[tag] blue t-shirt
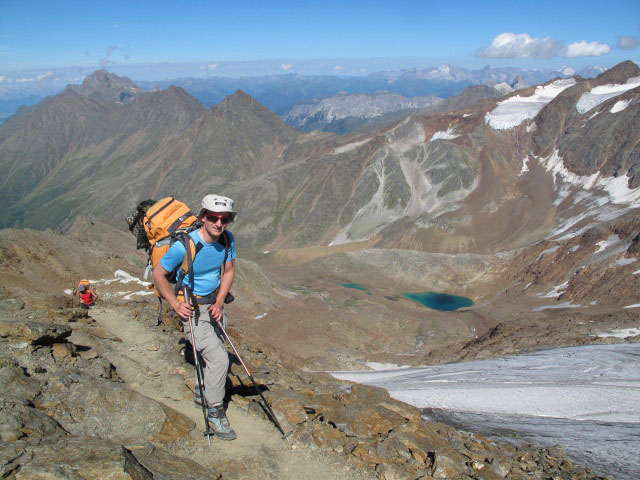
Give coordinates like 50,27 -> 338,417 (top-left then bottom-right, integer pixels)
160,230 -> 236,296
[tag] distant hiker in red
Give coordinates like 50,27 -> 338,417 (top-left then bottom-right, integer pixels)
75,284 -> 96,309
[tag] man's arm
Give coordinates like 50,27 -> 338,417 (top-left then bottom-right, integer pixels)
152,263 -> 193,319
209,259 -> 235,322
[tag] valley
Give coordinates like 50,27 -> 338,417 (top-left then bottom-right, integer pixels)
1,61 -> 640,479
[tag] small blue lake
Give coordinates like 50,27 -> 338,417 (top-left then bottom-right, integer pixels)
341,283 -> 373,295
402,291 -> 473,311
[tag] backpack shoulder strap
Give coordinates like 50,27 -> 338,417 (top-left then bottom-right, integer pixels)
219,231 -> 230,276
173,233 -> 202,294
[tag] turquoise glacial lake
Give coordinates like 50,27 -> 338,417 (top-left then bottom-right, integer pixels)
341,283 -> 373,295
402,291 -> 473,311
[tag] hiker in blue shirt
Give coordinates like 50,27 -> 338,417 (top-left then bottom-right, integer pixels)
152,194 -> 237,441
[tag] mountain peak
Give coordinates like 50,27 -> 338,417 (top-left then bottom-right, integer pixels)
215,89 -> 257,110
595,60 -> 640,84
209,89 -> 290,125
69,69 -> 143,103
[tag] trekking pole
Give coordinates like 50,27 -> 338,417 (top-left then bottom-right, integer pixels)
215,321 -> 287,439
183,286 -> 214,442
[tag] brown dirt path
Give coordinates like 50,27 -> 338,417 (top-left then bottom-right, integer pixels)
72,304 -> 370,480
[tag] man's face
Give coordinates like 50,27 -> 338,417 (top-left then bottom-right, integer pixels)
202,211 -> 230,237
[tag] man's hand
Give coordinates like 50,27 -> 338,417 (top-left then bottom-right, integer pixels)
172,301 -> 194,320
208,303 -> 224,323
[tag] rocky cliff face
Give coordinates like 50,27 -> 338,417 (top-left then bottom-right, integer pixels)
283,92 -> 441,133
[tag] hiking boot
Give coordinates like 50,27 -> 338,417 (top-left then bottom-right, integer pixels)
207,405 -> 237,441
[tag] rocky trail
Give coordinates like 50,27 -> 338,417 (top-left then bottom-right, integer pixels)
73,304 -> 368,479
1,294 -> 609,479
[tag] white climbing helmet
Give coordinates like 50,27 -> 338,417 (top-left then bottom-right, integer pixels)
201,194 -> 237,222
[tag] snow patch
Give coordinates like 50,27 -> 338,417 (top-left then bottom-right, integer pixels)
254,313 -> 267,319
538,281 -> 568,298
63,289 -> 73,295
532,302 -> 582,311
430,128 -> 460,141
485,78 -> 576,130
365,362 -> 411,371
615,257 -> 636,266
610,99 -> 632,113
92,270 -> 152,287
576,76 -> 640,114
540,151 -> 640,205
592,327 -> 640,337
595,234 -> 619,253
535,245 -> 560,261
124,291 -> 154,300
518,157 -> 529,176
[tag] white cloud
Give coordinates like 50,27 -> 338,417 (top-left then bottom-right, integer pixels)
617,36 -> 639,50
280,63 -> 293,70
105,45 -> 118,56
566,40 -> 611,57
36,71 -> 53,81
360,68 -> 366,73
14,71 -> 54,83
207,63 -> 218,70
334,65 -> 344,71
477,32 -> 562,59
0,76 -> 5,82
99,58 -> 115,66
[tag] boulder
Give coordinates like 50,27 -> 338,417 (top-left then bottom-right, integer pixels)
0,320 -> 71,345
0,396 -> 64,442
35,372 -> 194,444
0,360 -> 42,401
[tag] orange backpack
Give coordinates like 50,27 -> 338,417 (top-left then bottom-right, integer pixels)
142,197 -> 199,273
127,197 -> 201,292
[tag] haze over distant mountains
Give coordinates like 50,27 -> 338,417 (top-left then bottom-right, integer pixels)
0,63 -> 606,124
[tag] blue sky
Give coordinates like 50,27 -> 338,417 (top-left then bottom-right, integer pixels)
1,0 -> 638,81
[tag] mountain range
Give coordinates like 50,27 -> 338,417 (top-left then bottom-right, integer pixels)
0,63 -> 607,125
2,62 -> 638,253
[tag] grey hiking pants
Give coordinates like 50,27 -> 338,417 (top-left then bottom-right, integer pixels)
183,304 -> 229,406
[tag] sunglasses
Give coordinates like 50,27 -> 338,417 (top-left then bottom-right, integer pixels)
204,213 -> 230,225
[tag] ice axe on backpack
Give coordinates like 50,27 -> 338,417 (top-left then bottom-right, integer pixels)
183,286 -> 215,442
215,321 -> 287,439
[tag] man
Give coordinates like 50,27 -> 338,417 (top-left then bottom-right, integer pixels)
152,194 -> 237,441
